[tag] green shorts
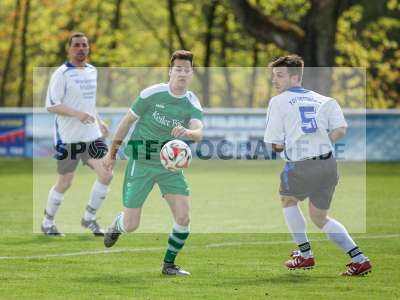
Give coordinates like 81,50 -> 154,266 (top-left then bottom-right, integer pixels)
122,160 -> 190,208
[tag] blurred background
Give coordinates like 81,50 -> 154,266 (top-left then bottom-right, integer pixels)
0,0 -> 399,160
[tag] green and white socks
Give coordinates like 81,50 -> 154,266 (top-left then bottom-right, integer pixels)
111,216 -> 190,264
164,223 -> 190,264
115,212 -> 127,233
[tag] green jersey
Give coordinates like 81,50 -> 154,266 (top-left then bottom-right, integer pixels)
126,83 -> 203,163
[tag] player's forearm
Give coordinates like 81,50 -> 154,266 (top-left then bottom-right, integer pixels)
47,104 -> 81,118
109,113 -> 136,159
96,112 -> 102,123
186,129 -> 203,143
329,127 -> 347,144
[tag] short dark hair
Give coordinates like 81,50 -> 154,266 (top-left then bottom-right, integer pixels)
170,50 -> 193,67
68,32 -> 88,47
269,54 -> 304,80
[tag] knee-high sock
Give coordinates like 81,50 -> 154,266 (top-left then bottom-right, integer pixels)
322,218 -> 366,263
283,206 -> 311,257
164,223 -> 190,264
43,186 -> 64,227
84,180 -> 109,221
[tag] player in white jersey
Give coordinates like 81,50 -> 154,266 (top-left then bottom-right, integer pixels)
41,32 -> 113,236
264,55 -> 371,276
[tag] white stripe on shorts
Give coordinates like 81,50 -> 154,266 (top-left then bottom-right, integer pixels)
130,160 -> 136,177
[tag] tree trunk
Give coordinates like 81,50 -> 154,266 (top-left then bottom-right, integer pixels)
105,0 -> 123,102
110,0 -> 122,50
0,0 -> 21,107
220,12 -> 234,107
167,0 -> 174,55
18,0 -> 31,107
93,0 -> 102,45
201,0 -> 218,107
167,0 -> 187,50
300,0 -> 342,94
248,42 -> 259,107
229,0 -> 357,96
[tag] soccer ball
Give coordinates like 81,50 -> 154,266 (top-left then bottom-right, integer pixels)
160,139 -> 192,171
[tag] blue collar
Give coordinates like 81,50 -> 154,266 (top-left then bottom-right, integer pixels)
65,61 -> 87,68
287,86 -> 309,93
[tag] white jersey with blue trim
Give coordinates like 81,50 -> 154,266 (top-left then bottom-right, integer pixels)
45,62 -> 102,144
264,86 -> 347,161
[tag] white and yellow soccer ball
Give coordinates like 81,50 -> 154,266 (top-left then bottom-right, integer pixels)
160,139 -> 192,171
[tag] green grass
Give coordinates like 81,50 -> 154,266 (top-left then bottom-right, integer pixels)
0,159 -> 399,299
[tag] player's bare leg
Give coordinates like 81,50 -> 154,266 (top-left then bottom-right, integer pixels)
281,196 -> 315,269
41,172 -> 75,236
308,201 -> 371,276
55,172 -> 75,193
104,207 -> 142,248
162,194 -> 191,276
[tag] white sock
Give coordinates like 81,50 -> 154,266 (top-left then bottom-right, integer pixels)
84,180 -> 109,221
283,206 -> 311,258
173,222 -> 190,233
322,218 -> 366,263
43,186 -> 64,227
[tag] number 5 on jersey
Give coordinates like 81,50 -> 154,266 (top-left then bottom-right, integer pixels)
299,106 -> 318,133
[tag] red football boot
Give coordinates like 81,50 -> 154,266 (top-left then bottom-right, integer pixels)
286,254 -> 315,270
341,259 -> 372,276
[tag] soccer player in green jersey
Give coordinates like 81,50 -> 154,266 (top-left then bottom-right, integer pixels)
102,50 -> 203,276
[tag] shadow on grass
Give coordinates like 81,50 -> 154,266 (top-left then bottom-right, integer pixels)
3,234 -> 102,246
214,272 -> 334,288
78,272 -> 151,288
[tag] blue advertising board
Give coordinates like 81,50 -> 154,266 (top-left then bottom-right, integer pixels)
0,109 -> 399,161
0,114 -> 26,156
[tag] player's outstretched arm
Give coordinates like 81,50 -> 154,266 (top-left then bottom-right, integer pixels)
103,111 -> 137,170
47,104 -> 95,124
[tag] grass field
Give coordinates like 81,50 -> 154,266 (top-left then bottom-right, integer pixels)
0,159 -> 399,299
